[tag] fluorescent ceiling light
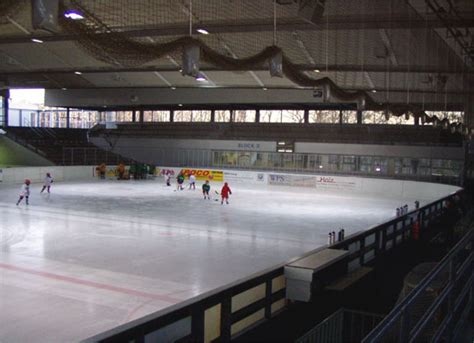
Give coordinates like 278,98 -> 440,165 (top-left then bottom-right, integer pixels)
196,74 -> 206,81
178,104 -> 183,107
314,69 -> 320,73
31,38 -> 43,43
64,11 -> 84,20
74,71 -> 82,75
196,28 -> 209,35
171,87 -> 176,90
371,89 -> 377,93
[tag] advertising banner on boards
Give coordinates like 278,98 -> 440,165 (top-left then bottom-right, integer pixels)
181,168 -> 224,181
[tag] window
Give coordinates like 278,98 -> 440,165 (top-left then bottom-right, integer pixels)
174,110 -> 192,122
342,110 -> 357,124
309,110 -> 340,123
425,111 -> 464,124
260,110 -> 304,123
363,111 -> 386,124
116,111 -> 133,122
191,110 -> 211,122
233,110 -> 256,123
364,110 -> 414,125
215,110 -> 231,122
144,111 -> 170,122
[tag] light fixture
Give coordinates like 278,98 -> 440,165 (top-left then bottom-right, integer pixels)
195,74 -> 206,82
179,69 -> 183,73
171,87 -> 176,90
319,165 -> 323,169
371,89 -> 377,93
61,87 -> 67,90
31,38 -> 43,44
196,28 -> 209,35
278,142 -> 286,146
64,10 -> 84,20
375,166 -> 381,172
74,71 -> 82,75
178,104 -> 183,107
262,87 -> 268,91
314,69 -> 320,73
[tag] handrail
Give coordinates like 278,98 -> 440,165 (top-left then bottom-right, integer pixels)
362,228 -> 473,342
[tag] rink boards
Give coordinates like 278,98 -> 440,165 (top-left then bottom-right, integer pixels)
0,165 -> 460,201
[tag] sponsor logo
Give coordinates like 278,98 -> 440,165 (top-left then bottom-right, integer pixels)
159,169 -> 175,176
257,173 -> 264,181
181,169 -> 224,181
317,176 -> 335,183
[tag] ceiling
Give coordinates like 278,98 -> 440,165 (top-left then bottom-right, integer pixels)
0,0 -> 473,109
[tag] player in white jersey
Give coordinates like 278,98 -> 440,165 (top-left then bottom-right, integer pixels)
40,173 -> 53,193
188,174 -> 196,190
16,179 -> 31,205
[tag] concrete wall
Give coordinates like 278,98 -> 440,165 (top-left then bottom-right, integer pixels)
295,142 -> 464,159
90,136 -> 464,165
45,88 -> 330,108
0,135 -> 53,167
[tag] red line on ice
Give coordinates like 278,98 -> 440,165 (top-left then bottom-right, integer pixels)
0,262 -> 181,304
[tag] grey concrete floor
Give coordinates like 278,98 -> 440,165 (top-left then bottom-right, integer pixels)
0,180 -> 419,342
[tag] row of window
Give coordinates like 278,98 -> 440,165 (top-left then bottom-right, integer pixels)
211,151 -> 463,178
6,108 -> 464,128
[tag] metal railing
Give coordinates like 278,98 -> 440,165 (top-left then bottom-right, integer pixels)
362,228 -> 473,343
61,147 -> 129,166
82,190 -> 463,343
296,308 -> 384,343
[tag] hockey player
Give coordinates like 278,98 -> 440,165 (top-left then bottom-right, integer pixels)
165,172 -> 171,186
189,173 -> 196,190
176,172 -> 185,190
40,173 -> 53,193
220,182 -> 232,205
16,179 -> 31,206
202,180 -> 211,199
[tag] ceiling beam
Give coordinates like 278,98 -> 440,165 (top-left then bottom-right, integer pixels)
0,14 -> 472,45
1,64 -> 472,75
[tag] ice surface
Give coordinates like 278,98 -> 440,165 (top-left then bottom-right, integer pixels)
0,179 -> 415,342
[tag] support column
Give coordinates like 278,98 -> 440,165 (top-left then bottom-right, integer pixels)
139,110 -> 144,123
304,109 -> 309,124
170,110 -> 174,122
357,110 -> 363,124
66,107 -> 70,128
2,89 -> 9,127
255,109 -> 260,123
210,109 -> 215,123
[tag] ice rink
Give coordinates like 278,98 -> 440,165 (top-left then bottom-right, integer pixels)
0,179 -> 417,342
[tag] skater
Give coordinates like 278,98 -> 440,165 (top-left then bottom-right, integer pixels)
220,182 -> 232,205
117,162 -> 125,180
176,172 -> 185,190
40,173 -> 53,193
188,173 -> 196,190
16,179 -> 31,206
96,163 -> 106,179
165,171 -> 171,186
202,180 -> 211,199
